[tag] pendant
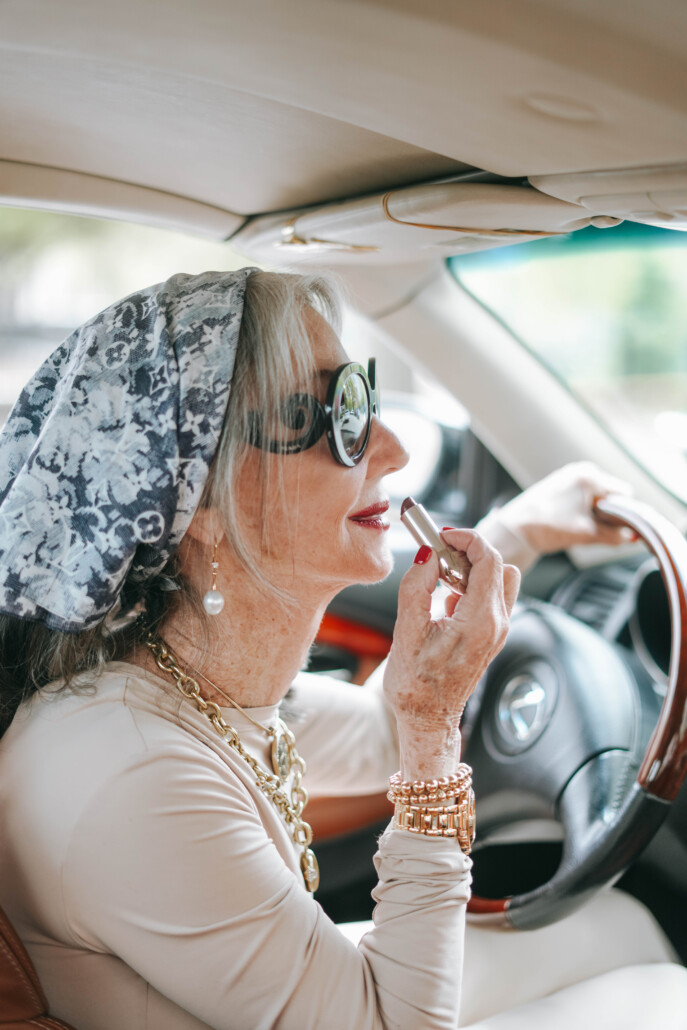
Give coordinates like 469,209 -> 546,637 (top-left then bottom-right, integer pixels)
271,727 -> 292,781
300,848 -> 320,893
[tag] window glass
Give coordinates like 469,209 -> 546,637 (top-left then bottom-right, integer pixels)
448,223 -> 687,504
0,208 -> 250,425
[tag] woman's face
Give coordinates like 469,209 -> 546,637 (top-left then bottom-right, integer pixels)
234,308 -> 409,600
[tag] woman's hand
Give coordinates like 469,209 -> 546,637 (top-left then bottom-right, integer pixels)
496,461 -> 635,554
384,530 -> 520,781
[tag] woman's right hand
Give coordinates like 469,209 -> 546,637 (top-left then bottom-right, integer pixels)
383,529 -> 520,781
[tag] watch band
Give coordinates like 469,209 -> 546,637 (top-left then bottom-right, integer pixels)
393,786 -> 476,853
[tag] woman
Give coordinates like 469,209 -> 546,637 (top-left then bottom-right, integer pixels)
0,268 -> 683,1030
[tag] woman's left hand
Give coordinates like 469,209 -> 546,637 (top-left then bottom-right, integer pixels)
495,461 -> 635,554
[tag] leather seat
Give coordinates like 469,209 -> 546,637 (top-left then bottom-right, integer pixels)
0,906 -> 76,1029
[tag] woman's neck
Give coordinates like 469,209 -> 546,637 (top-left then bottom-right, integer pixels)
133,589 -> 329,710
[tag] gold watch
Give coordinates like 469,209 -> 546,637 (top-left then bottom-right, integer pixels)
393,785 -> 476,854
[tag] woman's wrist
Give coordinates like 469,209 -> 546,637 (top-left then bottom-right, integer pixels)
388,767 -> 476,851
396,717 -> 462,782
476,506 -> 540,574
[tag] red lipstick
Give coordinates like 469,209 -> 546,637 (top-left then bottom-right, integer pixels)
349,501 -> 390,530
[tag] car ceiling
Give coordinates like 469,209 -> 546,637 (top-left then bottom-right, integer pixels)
3,0 -> 687,229
3,0 -> 687,526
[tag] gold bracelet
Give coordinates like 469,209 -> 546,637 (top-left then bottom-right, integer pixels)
388,768 -> 472,805
389,769 -> 476,853
393,793 -> 476,852
387,781 -> 472,805
389,768 -> 473,793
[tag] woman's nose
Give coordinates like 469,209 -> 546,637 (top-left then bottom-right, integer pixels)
367,416 -> 409,476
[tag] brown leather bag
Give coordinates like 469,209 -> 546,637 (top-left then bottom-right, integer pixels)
0,906 -> 76,1029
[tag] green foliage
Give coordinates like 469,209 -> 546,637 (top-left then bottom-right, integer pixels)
0,209 -> 104,268
448,223 -> 687,501
619,258 -> 686,376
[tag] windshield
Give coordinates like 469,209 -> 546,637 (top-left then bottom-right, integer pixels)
448,224 -> 687,505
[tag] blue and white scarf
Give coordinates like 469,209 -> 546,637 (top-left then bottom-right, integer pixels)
0,268 -> 253,632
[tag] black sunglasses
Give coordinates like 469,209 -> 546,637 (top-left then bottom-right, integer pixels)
248,359 -> 379,467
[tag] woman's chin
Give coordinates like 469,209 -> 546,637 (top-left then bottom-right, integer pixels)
355,546 -> 395,585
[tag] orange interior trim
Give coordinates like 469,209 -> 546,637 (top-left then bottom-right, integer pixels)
316,613 -> 392,659
307,792 -> 393,840
467,895 -> 510,914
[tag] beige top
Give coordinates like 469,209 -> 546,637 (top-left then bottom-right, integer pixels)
0,663 -> 472,1030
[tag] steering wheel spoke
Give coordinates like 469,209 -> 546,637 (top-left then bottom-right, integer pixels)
558,750 -> 638,856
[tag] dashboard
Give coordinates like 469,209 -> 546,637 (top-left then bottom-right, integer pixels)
550,555 -> 671,691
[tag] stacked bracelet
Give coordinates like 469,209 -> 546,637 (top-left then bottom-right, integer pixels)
388,767 -> 476,853
387,767 -> 472,805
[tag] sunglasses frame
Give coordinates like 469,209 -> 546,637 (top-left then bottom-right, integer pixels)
248,358 -> 379,467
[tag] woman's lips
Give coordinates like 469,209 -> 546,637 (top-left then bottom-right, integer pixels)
349,501 -> 390,530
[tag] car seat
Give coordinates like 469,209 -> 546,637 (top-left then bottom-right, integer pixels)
0,904 -> 77,1029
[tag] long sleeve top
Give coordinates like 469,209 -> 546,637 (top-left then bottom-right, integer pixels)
0,508 -> 535,1029
0,662 -> 471,1030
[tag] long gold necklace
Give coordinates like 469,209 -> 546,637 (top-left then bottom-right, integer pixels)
190,662 -> 299,784
145,633 -> 320,893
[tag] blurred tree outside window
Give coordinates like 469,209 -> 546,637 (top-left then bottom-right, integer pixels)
0,208 -> 251,425
449,224 -> 687,504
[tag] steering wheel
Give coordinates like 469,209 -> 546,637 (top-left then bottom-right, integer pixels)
463,494 -> 687,929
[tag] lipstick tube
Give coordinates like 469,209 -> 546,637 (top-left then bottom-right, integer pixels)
401,496 -> 471,595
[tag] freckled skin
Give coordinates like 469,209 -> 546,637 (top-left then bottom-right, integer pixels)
385,530 -> 519,779
132,308 -> 520,782
231,310 -> 408,598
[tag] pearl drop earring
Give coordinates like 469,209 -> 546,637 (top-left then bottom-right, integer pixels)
202,541 -> 225,616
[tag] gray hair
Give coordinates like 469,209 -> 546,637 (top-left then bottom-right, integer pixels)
203,269 -> 342,601
0,268 -> 343,721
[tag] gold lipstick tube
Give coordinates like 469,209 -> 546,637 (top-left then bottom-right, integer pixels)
400,496 -> 471,595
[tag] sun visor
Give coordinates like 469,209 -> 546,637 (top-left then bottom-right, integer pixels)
0,161 -> 244,239
234,181 -> 610,265
530,166 -> 687,231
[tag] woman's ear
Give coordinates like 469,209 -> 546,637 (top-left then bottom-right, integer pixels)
184,506 -> 225,547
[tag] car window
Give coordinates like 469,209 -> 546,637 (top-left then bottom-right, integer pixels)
448,223 -> 687,505
0,208 -> 252,425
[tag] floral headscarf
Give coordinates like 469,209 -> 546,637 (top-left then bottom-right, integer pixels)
0,268 -> 254,632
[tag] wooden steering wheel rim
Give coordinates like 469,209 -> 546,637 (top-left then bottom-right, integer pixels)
593,494 -> 687,801
466,494 -> 687,925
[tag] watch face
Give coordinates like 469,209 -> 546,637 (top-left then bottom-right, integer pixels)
461,787 -> 477,849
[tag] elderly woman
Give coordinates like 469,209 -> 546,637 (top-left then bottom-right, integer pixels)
0,269 -> 684,1030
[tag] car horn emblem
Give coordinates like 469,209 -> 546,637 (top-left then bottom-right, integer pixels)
498,674 -> 548,746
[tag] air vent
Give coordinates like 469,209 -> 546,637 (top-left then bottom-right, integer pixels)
552,566 -> 634,635
569,578 -> 625,631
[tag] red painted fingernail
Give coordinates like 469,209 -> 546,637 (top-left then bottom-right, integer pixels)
630,531 -> 640,542
442,526 -> 455,532
414,545 -> 432,565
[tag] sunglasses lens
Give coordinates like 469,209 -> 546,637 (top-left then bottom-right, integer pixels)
333,371 -> 370,462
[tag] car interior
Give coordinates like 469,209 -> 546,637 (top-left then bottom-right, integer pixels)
1,0 -> 687,1023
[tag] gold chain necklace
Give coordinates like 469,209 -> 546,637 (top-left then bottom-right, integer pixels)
145,633 -> 320,893
189,661 -> 300,784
